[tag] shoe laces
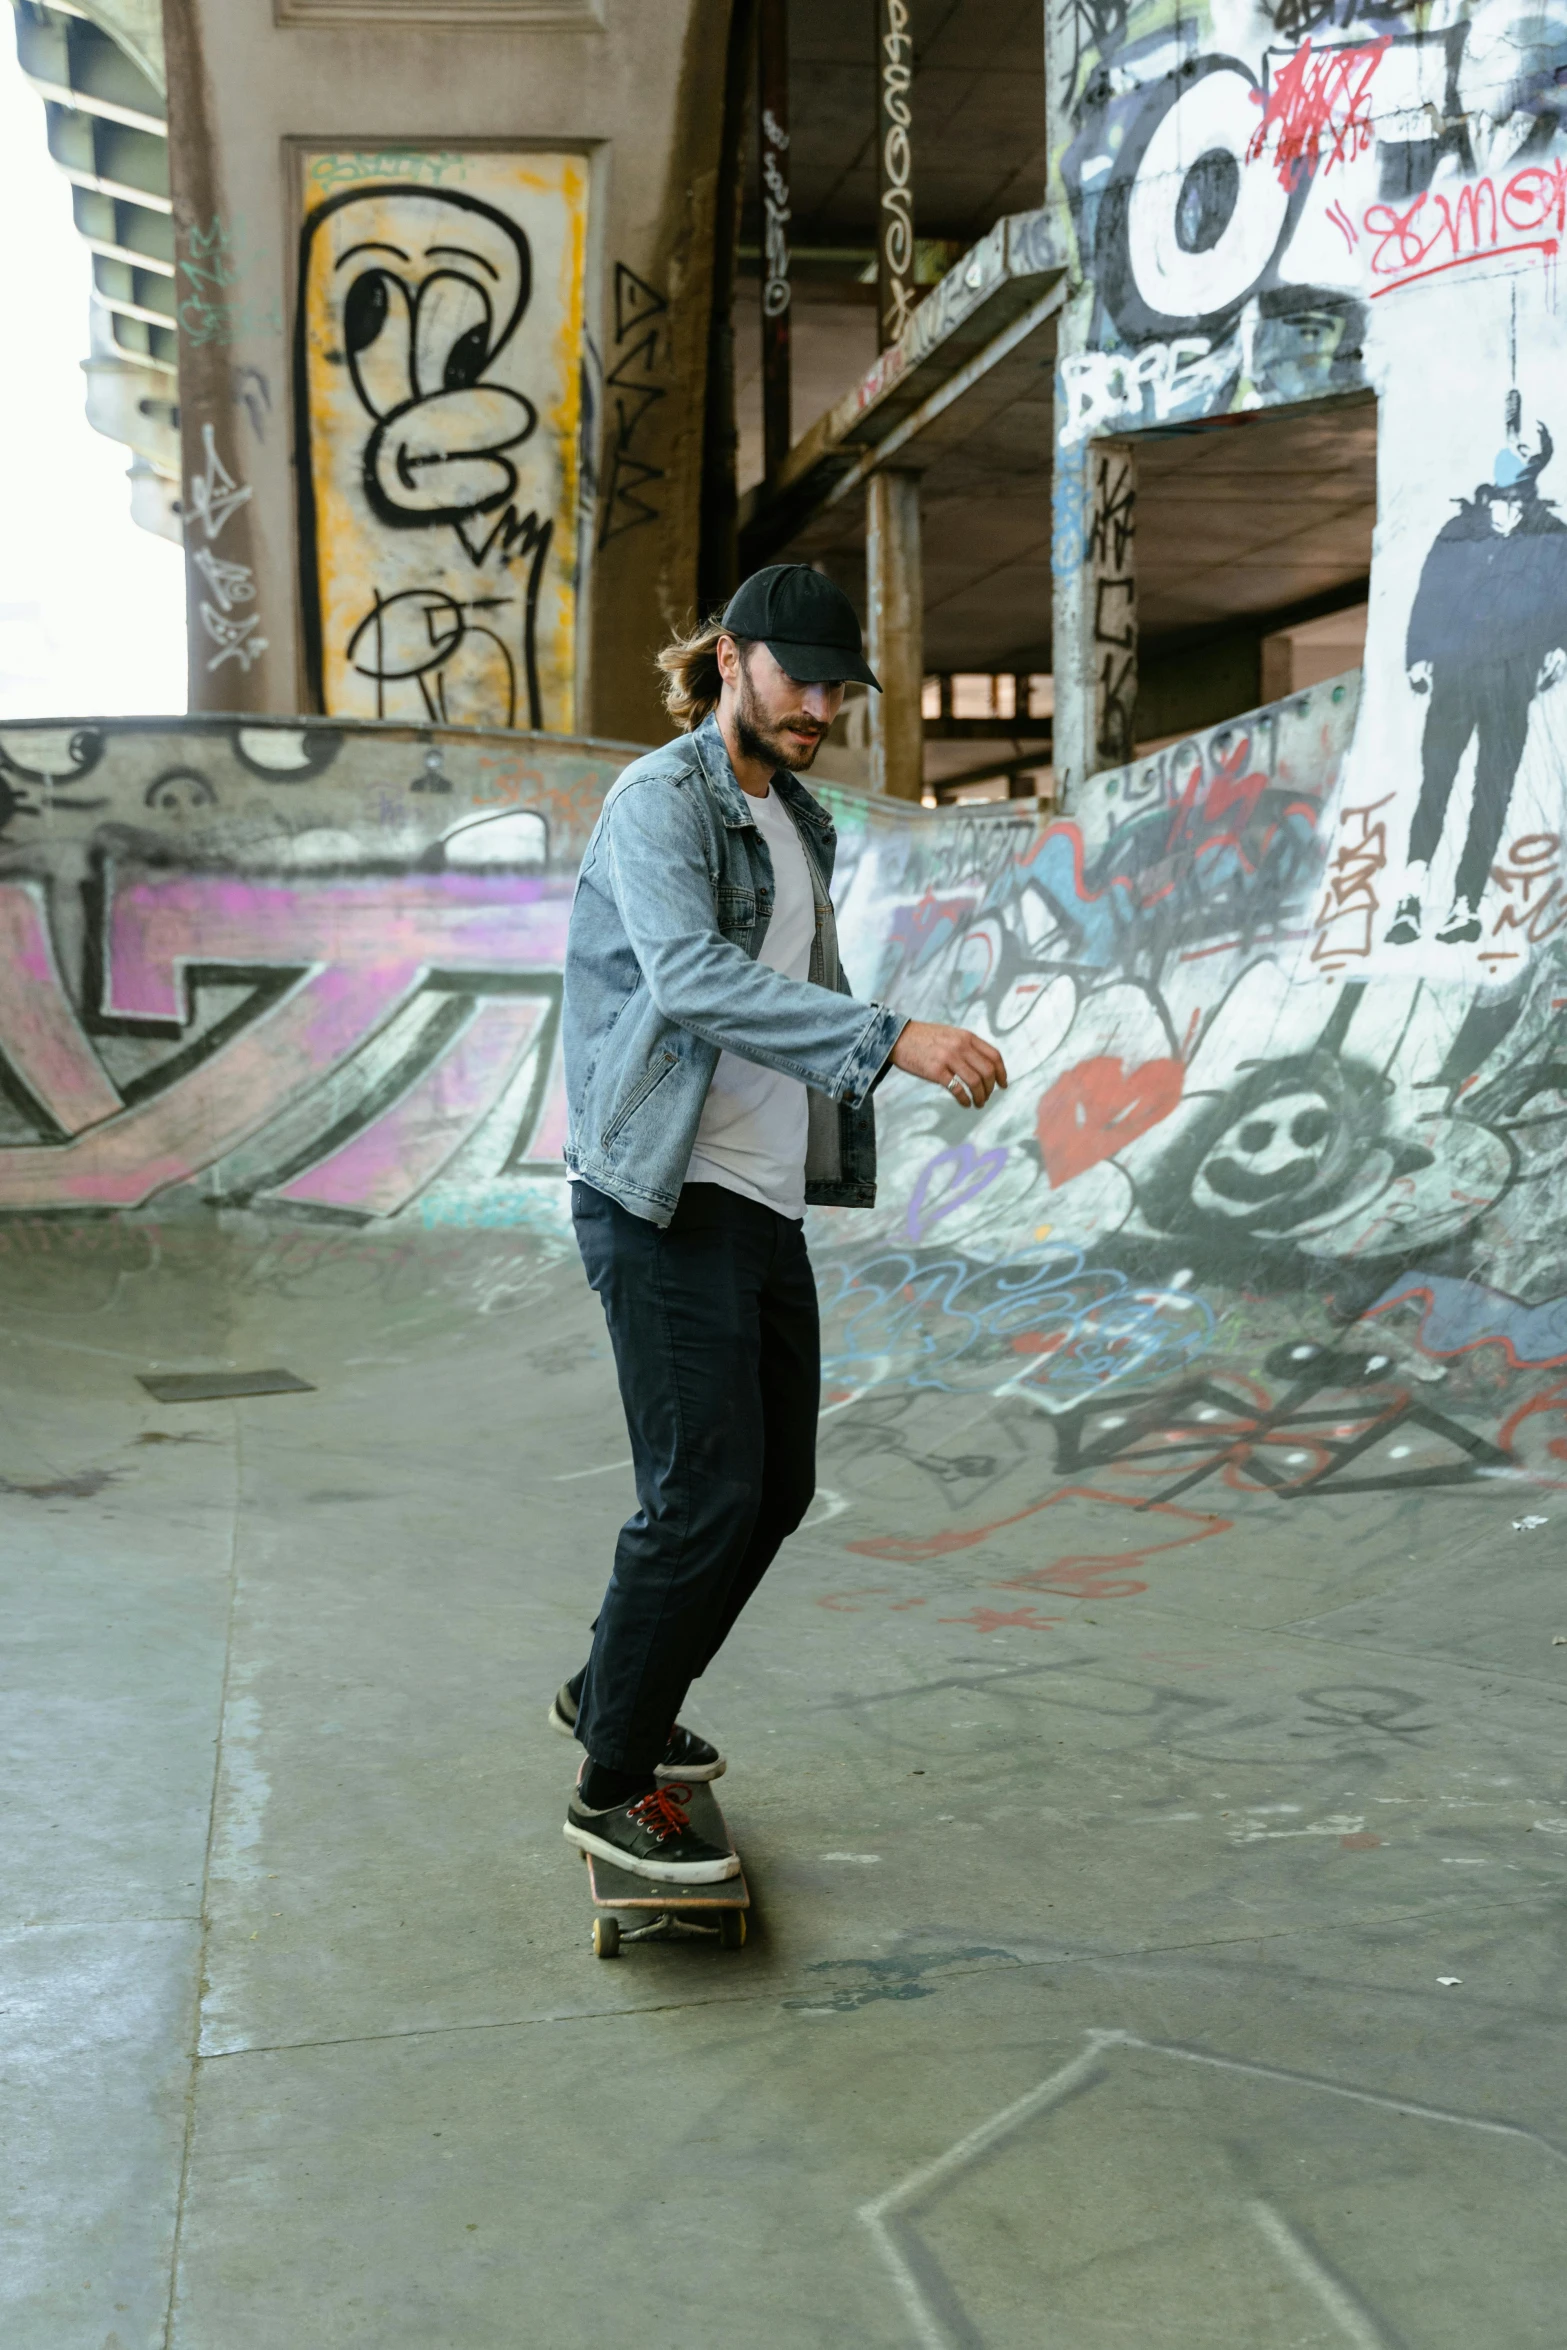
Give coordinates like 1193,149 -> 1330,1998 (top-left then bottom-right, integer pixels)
628,1783 -> 694,1842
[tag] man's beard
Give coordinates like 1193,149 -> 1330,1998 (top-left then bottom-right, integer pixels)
734,659 -> 827,772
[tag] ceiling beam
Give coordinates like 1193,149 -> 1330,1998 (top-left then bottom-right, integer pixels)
739,205 -> 1065,569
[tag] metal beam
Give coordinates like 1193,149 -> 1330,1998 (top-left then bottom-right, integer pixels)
50,157 -> 173,211
78,231 -> 175,275
931,743 -> 1053,796
819,281 -> 1063,515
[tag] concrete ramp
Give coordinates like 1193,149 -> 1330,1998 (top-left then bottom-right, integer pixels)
5,698 -> 1566,2350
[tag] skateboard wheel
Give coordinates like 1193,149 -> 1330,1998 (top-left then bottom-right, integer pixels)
592,1916 -> 621,1959
719,1909 -> 746,1950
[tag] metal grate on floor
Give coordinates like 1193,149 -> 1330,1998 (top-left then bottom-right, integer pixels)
137,1369 -> 316,1403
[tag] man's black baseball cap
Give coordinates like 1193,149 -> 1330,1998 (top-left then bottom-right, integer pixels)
721,564 -> 881,690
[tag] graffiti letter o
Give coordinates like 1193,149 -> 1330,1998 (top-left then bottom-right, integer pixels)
1127,68 -> 1290,321
1094,60 -> 1303,342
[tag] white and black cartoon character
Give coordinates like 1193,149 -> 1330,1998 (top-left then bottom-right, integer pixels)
1387,399 -> 1567,948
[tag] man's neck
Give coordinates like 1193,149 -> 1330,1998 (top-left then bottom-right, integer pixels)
716,701 -> 775,800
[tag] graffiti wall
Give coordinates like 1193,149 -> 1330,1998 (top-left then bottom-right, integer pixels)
804,674 -> 1567,1510
0,717 -> 630,1237
5,693 -> 1567,1499
1053,0 -> 1567,965
295,151 -> 591,735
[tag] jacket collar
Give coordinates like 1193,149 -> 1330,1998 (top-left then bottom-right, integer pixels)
691,711 -> 836,840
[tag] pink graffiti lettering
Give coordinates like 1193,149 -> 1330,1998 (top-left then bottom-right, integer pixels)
276,996 -> 553,1216
0,883 -> 122,1135
0,870 -> 571,1213
1247,37 -> 1389,192
1365,161 -> 1567,294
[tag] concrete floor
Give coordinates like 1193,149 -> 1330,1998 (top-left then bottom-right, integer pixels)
6,1215 -> 1567,2349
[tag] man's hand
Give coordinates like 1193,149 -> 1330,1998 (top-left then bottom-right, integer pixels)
1408,660 -> 1433,695
1540,647 -> 1567,693
891,1020 -> 1008,1109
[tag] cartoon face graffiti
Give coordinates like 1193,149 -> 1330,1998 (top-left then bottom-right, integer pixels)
1141,1050 -> 1433,1247
1190,1085 -> 1338,1217
327,191 -> 537,544
296,153 -> 589,735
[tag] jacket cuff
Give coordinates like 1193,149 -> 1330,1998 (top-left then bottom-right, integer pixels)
836,1006 -> 908,1109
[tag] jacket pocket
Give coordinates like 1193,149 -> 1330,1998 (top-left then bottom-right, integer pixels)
601,1048 -> 679,1147
715,883 -> 757,937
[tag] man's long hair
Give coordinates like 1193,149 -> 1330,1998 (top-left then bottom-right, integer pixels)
655,614 -> 753,731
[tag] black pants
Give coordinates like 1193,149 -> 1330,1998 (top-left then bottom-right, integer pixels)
569,1180 -> 820,1774
1409,660 -> 1535,908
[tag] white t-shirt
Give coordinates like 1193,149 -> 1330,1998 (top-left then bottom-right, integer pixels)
685,783 -> 817,1220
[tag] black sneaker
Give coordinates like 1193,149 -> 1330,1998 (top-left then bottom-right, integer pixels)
563,1782 -> 740,1883
1386,894 -> 1421,945
1436,897 -> 1481,945
547,1680 -> 726,1781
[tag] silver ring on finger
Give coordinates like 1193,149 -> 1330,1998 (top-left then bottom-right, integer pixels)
947,1075 -> 969,1102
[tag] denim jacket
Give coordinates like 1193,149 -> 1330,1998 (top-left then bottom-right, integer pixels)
563,712 -> 907,1226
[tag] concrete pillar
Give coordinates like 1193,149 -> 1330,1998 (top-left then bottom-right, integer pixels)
164,0 -> 275,716
159,0 -> 733,741
1052,432 -> 1137,803
866,468 -> 923,801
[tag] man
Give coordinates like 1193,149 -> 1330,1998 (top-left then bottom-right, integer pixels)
1386,418 -> 1567,948
554,564 -> 1007,1881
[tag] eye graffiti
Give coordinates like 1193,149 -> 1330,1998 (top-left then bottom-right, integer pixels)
333,205 -> 537,536
1070,57 -> 1313,352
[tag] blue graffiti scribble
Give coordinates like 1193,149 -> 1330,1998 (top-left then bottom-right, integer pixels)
888,893 -> 980,972
1028,828 -> 1122,966
1052,437 -> 1090,574
816,1243 -> 1215,1409
1367,1271 -> 1567,1368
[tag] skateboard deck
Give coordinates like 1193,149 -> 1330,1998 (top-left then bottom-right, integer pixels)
581,1781 -> 749,1956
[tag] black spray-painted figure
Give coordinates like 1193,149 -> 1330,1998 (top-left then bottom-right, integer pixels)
1388,412 -> 1567,947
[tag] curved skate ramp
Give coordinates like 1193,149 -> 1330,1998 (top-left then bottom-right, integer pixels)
0,687 -> 1557,1462
7,696 -> 1567,2350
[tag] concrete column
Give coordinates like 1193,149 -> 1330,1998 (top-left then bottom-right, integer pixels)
164,0 -> 275,716
1052,432 -> 1137,803
158,0 -> 734,739
758,0 -> 792,477
866,469 -> 924,801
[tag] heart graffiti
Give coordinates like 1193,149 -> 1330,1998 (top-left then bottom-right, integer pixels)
1036,1053 -> 1184,1188
906,1140 -> 1008,1242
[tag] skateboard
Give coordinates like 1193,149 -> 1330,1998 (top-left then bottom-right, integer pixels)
579,1781 -> 750,1958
